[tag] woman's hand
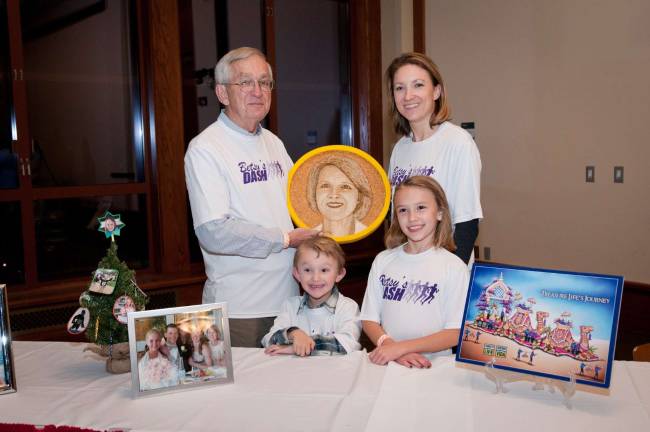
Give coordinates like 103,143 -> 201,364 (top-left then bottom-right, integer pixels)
290,329 -> 315,357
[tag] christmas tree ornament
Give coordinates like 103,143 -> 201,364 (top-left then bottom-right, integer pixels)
77,212 -> 148,374
97,211 -> 125,241
112,295 -> 135,325
67,307 -> 90,334
89,268 -> 119,295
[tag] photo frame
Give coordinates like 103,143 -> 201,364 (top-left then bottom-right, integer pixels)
128,303 -> 233,398
456,263 -> 623,388
0,284 -> 17,395
287,145 -> 391,244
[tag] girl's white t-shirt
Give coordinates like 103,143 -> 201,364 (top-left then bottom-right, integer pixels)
360,245 -> 469,355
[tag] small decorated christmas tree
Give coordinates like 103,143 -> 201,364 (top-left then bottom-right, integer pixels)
80,241 -> 147,345
73,211 -> 147,373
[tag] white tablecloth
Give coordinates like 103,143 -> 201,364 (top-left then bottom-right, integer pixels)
1,342 -> 384,432
0,342 -> 649,431
366,356 -> 650,432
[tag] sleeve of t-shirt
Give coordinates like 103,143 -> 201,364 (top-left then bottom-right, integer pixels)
359,255 -> 383,323
442,257 -> 470,329
194,217 -> 284,258
449,133 -> 483,225
185,144 -> 232,228
333,298 -> 362,353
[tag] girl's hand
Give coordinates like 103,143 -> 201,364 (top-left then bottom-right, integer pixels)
264,344 -> 294,355
395,352 -> 431,369
290,329 -> 315,357
368,340 -> 404,365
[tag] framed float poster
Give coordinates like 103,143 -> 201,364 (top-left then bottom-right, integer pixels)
456,263 -> 623,388
128,303 -> 233,398
288,145 -> 391,244
0,285 -> 17,395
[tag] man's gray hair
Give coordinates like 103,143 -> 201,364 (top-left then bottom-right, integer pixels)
214,47 -> 273,84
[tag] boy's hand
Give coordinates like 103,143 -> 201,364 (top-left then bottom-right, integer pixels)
264,344 -> 295,355
289,329 -> 315,357
395,352 -> 431,369
368,339 -> 404,365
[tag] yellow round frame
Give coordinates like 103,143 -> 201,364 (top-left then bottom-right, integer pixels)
287,145 -> 391,244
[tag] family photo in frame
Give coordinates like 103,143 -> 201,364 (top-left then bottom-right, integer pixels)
456,263 -> 624,388
0,285 -> 16,395
127,303 -> 233,397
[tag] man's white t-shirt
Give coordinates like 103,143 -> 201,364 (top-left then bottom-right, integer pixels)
360,245 -> 469,356
185,117 -> 297,318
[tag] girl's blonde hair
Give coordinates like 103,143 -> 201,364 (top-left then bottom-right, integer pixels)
205,324 -> 221,340
145,328 -> 162,341
385,176 -> 456,252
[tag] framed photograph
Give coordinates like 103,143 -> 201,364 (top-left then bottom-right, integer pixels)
456,263 -> 623,388
127,303 -> 233,398
287,145 -> 391,244
0,284 -> 17,395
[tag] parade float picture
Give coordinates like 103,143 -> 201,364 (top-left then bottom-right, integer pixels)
456,263 -> 623,388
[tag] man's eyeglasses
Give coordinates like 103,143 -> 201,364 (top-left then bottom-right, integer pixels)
222,79 -> 274,93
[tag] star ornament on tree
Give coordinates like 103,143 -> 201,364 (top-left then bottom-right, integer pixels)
98,211 -> 126,241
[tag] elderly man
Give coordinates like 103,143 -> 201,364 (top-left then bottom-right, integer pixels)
185,47 -> 316,347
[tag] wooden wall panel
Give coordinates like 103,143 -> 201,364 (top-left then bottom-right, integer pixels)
413,0 -> 425,53
350,0 -> 383,160
147,0 -> 190,273
615,281 -> 650,360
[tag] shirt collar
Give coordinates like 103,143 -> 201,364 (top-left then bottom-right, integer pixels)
298,286 -> 339,314
219,110 -> 262,136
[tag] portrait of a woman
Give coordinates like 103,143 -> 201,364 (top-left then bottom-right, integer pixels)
306,155 -> 372,237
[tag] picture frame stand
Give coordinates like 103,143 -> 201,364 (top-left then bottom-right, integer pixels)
483,358 -> 577,409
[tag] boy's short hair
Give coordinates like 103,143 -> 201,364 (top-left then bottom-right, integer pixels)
293,236 -> 345,270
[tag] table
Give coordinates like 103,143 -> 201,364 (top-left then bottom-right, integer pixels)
366,356 -> 650,432
0,342 -> 648,431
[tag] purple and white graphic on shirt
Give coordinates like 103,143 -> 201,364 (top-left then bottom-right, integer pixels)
380,274 -> 439,305
238,160 -> 285,184
390,165 -> 436,186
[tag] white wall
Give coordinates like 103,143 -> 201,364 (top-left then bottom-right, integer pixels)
418,0 -> 650,282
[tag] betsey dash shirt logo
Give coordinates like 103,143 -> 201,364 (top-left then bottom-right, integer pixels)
380,274 -> 439,305
390,165 -> 435,186
238,160 -> 284,184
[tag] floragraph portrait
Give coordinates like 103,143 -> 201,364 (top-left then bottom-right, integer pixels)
288,145 -> 390,244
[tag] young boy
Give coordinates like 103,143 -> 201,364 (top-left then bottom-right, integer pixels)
262,236 -> 361,356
